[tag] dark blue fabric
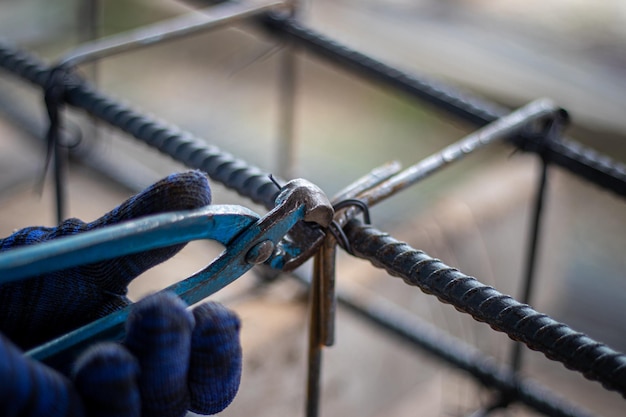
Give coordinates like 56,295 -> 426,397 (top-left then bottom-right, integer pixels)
124,292 -> 194,417
0,333 -> 85,416
189,302 -> 241,414
0,171 -> 243,416
0,292 -> 243,417
73,343 -> 140,417
0,293 -> 243,417
0,171 -> 212,349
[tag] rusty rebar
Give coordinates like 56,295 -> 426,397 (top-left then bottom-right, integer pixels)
344,219 -> 626,397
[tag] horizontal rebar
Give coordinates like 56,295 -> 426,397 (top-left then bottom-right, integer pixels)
3,20 -> 626,198
2,31 -> 626,405
334,281 -> 597,417
343,219 -> 626,398
332,100 -> 562,229
354,99 -> 560,208
289,269 -> 595,417
0,39 -> 280,209
259,14 -> 626,198
58,0 -> 286,67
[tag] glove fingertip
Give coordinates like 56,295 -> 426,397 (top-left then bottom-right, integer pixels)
125,292 -> 193,417
189,302 -> 242,414
73,343 -> 140,417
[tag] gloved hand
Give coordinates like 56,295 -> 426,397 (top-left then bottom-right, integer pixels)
0,171 -> 242,416
0,292 -> 241,417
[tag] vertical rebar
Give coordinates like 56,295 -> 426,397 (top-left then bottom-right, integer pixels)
53,139 -> 67,223
78,0 -> 100,63
44,67 -> 68,224
306,247 -> 323,417
306,233 -> 337,417
78,0 -> 101,147
510,157 -> 550,371
277,1 -> 300,179
52,0 -> 101,224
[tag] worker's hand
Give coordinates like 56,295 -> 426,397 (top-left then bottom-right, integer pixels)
0,292 -> 241,417
0,170 -> 212,349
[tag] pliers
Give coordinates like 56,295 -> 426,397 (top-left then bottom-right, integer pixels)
0,178 -> 333,365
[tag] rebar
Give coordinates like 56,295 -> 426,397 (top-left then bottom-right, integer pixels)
332,280 -> 596,417
259,14 -> 626,198
343,219 -> 626,397
58,0 -> 286,68
350,99 -> 560,208
510,158 -> 550,373
0,40 -> 280,209
2,30 -> 626,408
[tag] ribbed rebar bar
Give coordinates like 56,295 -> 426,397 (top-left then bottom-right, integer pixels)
2,27 -> 626,409
259,14 -> 506,126
510,158 -> 550,374
57,0 -> 286,68
3,27 -> 626,197
333,281 -> 596,417
0,39 -> 279,209
343,219 -> 626,397
259,14 -> 626,198
0,40 -> 49,85
66,82 -> 281,208
289,269 -> 596,417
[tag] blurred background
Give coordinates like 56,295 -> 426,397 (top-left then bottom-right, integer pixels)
0,0 -> 625,416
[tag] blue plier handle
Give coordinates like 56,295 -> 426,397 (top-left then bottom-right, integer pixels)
0,179 -> 333,365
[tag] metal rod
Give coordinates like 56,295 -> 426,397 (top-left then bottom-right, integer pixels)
53,138 -> 67,223
336,278 -> 596,417
336,282 -> 571,416
50,0 -> 102,225
77,0 -> 100,63
306,248 -> 323,417
359,99 -> 559,207
259,15 -> 626,198
258,13 -> 506,126
277,47 -> 297,178
510,157 -> 550,372
291,271 -> 596,417
331,161 -> 402,203
304,162 -> 399,417
57,0 -> 286,67
333,100 -> 561,228
344,219 -> 626,397
77,0 -> 101,167
276,0 -> 299,179
319,235 -> 337,346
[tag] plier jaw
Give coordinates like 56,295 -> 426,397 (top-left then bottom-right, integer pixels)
265,179 -> 333,271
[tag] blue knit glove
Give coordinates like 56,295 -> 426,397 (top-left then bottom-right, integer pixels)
0,292 -> 241,417
0,170 -> 212,349
0,171 -> 242,416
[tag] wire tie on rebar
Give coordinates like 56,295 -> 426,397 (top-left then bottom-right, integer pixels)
40,64 -> 83,222
516,107 -> 569,158
327,221 -> 352,254
269,173 -> 284,190
269,174 -> 371,256
327,198 -> 372,255
333,198 -> 371,224
41,65 -> 69,184
541,108 -> 569,160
